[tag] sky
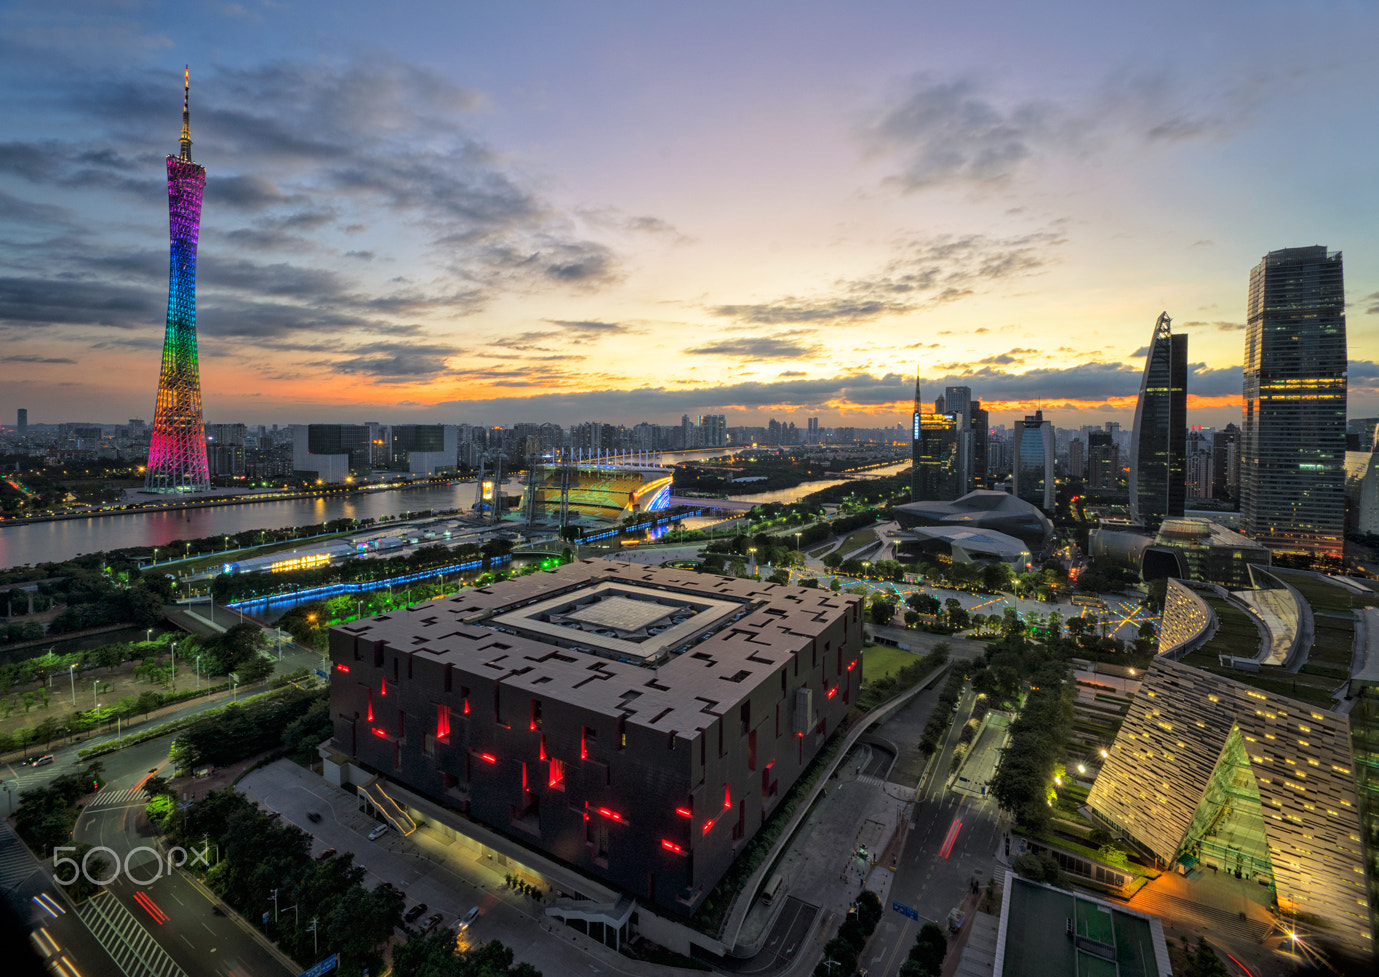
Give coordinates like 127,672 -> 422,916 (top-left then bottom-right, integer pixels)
2,0 -> 1378,433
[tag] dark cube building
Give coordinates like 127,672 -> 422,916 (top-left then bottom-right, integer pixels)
327,561 -> 862,914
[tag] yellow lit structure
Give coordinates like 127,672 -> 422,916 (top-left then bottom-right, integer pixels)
270,552 -> 332,573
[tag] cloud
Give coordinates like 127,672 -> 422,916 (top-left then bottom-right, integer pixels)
1131,346 -> 1151,358
0,55 -> 627,353
1364,292 -> 1379,316
865,70 -> 1263,193
329,341 -> 459,379
712,229 -> 1064,326
685,334 -> 821,360
0,353 -> 76,364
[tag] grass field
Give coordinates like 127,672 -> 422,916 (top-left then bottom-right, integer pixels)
860,643 -> 920,683
836,527 -> 878,557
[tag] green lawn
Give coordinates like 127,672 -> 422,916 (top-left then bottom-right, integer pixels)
861,643 -> 920,683
837,527 -> 878,557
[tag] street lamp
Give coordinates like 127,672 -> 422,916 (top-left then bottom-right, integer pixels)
146,628 -> 152,645
91,678 -> 99,711
69,663 -> 76,706
170,641 -> 176,689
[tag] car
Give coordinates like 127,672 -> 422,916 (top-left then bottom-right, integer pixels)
307,811 -> 322,823
316,848 -> 337,861
368,823 -> 389,840
264,810 -> 281,821
403,903 -> 428,924
420,912 -> 443,933
457,906 -> 480,930
24,754 -> 54,767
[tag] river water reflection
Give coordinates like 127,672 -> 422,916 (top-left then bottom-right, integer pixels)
0,458 -> 908,569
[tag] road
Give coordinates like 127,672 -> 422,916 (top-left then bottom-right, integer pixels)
858,687 -> 1007,977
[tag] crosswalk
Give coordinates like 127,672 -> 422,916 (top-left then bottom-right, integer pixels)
77,891 -> 188,977
86,785 -> 149,812
0,819 -> 41,890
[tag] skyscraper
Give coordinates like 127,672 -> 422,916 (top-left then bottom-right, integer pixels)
1128,312 -> 1187,529
145,68 -> 210,493
911,370 -> 923,502
944,386 -> 973,493
1014,411 -> 1055,511
1241,247 -> 1347,559
16,409 -> 26,435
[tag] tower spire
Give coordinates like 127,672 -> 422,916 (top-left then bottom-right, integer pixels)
179,66 -> 192,161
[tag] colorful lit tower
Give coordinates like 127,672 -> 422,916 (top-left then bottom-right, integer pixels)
145,67 -> 210,493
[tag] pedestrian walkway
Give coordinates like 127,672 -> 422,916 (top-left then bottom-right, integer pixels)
77,890 -> 188,977
86,785 -> 149,812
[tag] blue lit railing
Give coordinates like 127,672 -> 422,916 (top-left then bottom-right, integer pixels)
226,555 -> 509,610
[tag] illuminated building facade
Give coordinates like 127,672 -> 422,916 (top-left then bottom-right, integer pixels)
1241,247 -> 1348,559
522,464 -> 673,522
146,68 -> 210,493
917,412 -> 960,501
1128,312 -> 1187,529
326,561 -> 862,914
1087,656 -> 1371,953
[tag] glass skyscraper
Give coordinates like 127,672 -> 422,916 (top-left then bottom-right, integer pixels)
1014,410 -> 1055,512
1241,247 -> 1347,560
1128,311 -> 1187,529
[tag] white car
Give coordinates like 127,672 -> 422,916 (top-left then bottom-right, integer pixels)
368,823 -> 389,841
458,906 -> 480,930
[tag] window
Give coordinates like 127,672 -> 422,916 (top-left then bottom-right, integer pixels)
548,758 -> 565,790
436,703 -> 451,743
530,698 -> 542,731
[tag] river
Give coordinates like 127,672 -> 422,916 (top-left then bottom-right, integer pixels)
0,456 -> 909,569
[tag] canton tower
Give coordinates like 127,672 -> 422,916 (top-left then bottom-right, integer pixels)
145,67 -> 210,493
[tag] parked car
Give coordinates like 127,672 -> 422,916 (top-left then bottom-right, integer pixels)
420,912 -> 443,933
316,848 -> 337,861
403,903 -> 428,924
264,810 -> 281,821
458,906 -> 480,930
368,823 -> 389,840
307,811 -> 322,823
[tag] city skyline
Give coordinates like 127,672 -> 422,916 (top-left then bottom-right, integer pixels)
2,2 -> 1379,429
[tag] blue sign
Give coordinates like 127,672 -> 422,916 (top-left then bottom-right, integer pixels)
297,955 -> 338,977
262,912 -> 270,925
892,900 -> 919,921
315,669 -> 328,679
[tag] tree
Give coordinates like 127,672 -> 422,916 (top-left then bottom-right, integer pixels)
905,921 -> 948,977
869,596 -> 897,626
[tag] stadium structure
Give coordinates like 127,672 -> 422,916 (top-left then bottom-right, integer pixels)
522,451 -> 674,525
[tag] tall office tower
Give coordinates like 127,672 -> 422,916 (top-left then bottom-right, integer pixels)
944,386 -> 973,492
969,401 -> 989,488
16,409 -> 26,435
1128,312 -> 1188,528
1212,422 -> 1239,502
807,416 -> 819,444
680,414 -> 696,449
145,68 -> 210,493
1087,431 -> 1120,494
698,414 -> 726,447
911,371 -> 923,501
1068,437 -> 1086,479
1014,411 -> 1055,511
918,412 -> 960,500
1241,247 -> 1348,559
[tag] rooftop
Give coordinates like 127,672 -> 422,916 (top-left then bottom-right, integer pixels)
337,560 -> 861,739
995,874 -> 1168,977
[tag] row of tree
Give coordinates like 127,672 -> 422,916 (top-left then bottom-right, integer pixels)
811,890 -> 883,977
169,684 -> 328,770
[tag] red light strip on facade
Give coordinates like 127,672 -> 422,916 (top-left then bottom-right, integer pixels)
723,784 -> 731,809
847,659 -> 857,671
661,839 -> 683,853
335,663 -> 349,672
597,807 -> 622,821
372,727 -> 387,738
702,817 -> 715,835
479,752 -> 497,764
675,806 -> 692,818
